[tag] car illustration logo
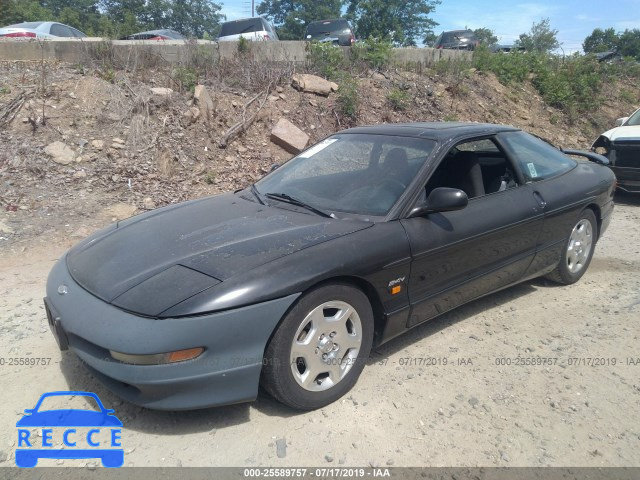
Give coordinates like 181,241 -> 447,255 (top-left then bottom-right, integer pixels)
15,391 -> 124,468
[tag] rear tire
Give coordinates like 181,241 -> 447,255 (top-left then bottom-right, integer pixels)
546,209 -> 597,285
261,283 -> 374,410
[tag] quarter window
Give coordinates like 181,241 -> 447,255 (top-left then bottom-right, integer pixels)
499,131 -> 576,182
50,24 -> 73,37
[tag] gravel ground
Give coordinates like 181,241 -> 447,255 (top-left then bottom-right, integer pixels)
0,195 -> 638,468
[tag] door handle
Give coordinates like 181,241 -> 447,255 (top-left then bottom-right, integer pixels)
533,191 -> 547,209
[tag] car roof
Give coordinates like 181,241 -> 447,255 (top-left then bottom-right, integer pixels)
340,122 -> 520,140
5,21 -> 51,30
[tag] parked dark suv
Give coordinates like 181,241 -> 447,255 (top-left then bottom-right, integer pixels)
434,29 -> 479,50
304,18 -> 355,46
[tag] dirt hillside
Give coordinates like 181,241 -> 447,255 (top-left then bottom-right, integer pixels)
1,60 -> 637,247
0,58 -> 639,469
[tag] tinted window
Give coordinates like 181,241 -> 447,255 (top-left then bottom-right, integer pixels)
441,32 -> 455,43
50,24 -> 73,37
256,134 -> 435,216
306,20 -> 351,37
70,27 -> 86,38
219,18 -> 264,36
499,131 -> 576,182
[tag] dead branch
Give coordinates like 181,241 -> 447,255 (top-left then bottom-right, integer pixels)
0,90 -> 32,128
218,89 -> 269,148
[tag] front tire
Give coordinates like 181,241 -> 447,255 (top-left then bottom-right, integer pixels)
261,283 -> 374,410
546,209 -> 597,285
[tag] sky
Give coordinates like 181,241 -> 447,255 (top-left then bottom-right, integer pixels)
218,0 -> 640,53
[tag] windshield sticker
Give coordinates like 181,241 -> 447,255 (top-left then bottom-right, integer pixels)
527,162 -> 538,178
298,139 -> 338,158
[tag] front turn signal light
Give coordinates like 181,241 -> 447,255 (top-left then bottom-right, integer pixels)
110,347 -> 204,365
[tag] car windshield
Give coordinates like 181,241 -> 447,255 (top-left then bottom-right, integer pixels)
443,31 -> 474,42
625,109 -> 640,126
255,134 -> 435,217
220,18 -> 264,36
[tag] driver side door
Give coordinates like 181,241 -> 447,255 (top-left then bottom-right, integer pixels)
400,137 -> 544,327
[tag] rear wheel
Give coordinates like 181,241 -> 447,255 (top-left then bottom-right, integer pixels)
261,283 -> 374,410
546,209 -> 597,285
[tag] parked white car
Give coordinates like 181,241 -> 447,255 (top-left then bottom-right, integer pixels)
592,107 -> 640,193
0,21 -> 86,39
217,17 -> 278,42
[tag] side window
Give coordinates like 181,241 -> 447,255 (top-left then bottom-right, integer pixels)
425,138 -> 518,200
70,27 -> 86,38
50,24 -> 73,37
499,131 -> 576,182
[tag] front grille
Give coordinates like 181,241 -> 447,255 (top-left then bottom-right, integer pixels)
611,144 -> 640,168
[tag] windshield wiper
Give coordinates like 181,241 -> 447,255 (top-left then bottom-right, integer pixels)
250,183 -> 265,205
265,192 -> 333,218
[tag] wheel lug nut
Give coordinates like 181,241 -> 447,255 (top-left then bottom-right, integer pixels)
330,332 -> 335,338
322,354 -> 327,359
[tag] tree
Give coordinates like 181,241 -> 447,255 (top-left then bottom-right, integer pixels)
583,27 -> 618,54
582,27 -> 640,61
515,18 -> 559,53
616,29 -> 640,60
346,0 -> 440,46
0,0 -> 53,26
170,0 -> 224,37
473,27 -> 497,47
257,0 -> 343,40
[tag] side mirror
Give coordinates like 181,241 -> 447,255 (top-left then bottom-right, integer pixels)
615,117 -> 628,127
408,187 -> 468,217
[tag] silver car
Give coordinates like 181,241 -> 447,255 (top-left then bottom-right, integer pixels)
0,21 -> 87,39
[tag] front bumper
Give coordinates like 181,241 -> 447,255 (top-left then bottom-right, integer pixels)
611,166 -> 640,193
46,256 -> 300,410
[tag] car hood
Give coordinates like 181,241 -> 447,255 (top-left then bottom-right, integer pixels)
66,193 -> 371,306
601,125 -> 640,141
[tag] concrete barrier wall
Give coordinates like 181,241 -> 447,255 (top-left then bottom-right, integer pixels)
0,38 -> 471,69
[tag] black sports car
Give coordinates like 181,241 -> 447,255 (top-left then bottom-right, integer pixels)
45,123 -> 615,410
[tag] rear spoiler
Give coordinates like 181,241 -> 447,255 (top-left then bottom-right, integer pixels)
561,149 -> 610,166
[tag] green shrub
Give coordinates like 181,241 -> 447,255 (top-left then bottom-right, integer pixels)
237,36 -> 251,56
335,75 -> 359,123
172,66 -> 198,92
387,88 -> 410,111
351,38 -> 393,72
473,45 -> 530,83
473,46 -> 606,121
306,41 -> 346,80
619,88 -> 636,104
